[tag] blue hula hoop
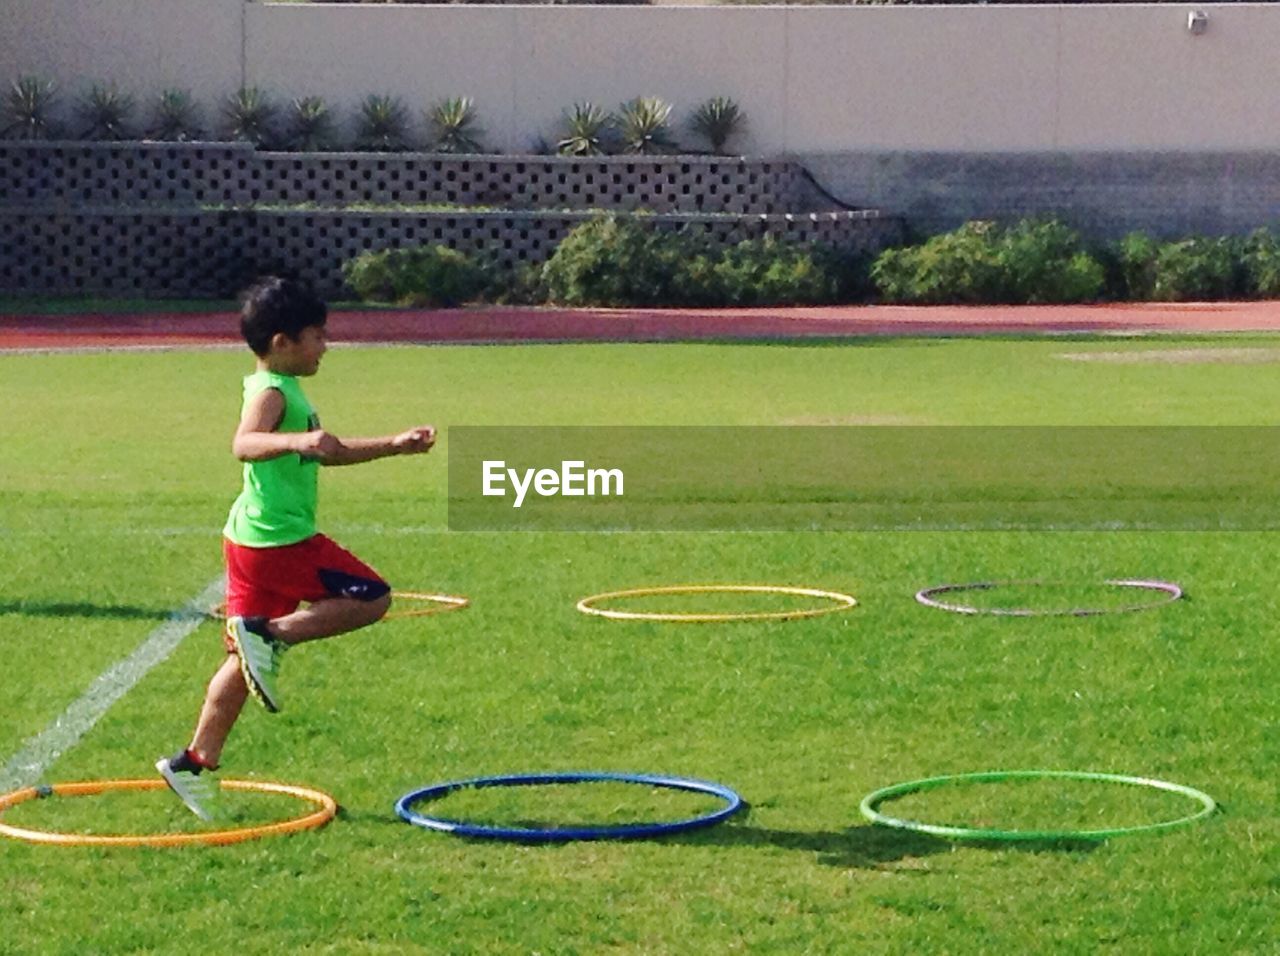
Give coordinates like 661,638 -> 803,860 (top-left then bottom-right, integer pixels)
395,771 -> 745,842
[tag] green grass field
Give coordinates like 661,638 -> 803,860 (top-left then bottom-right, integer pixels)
2,335 -> 1278,953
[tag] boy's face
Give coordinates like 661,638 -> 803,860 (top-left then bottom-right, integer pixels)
269,324 -> 328,376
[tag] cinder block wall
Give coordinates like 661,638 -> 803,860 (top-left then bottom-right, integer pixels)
2,142 -> 818,214
0,143 -> 901,297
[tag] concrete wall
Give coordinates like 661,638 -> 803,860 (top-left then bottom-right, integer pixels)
806,151 -> 1280,239
0,0 -> 243,120
244,5 -> 789,153
5,3 -> 1280,155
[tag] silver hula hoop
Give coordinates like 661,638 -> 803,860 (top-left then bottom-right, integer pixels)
915,579 -> 1183,617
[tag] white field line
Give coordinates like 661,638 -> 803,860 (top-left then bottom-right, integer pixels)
0,576 -> 224,792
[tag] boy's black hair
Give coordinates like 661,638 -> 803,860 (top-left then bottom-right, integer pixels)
239,276 -> 327,357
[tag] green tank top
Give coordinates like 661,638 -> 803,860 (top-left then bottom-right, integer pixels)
223,370 -> 321,547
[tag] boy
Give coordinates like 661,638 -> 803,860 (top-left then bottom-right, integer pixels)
157,276 -> 435,820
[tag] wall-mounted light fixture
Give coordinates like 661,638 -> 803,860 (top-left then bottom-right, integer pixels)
1187,10 -> 1209,35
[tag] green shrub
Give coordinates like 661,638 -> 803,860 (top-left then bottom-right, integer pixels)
343,245 -> 487,307
689,97 -> 745,155
427,96 -> 484,154
540,216 -> 694,307
712,237 -> 837,306
1116,231 -> 1160,300
996,219 -> 1106,303
871,219 -> 1104,305
148,89 -> 202,142
78,82 -> 135,141
355,94 -> 412,151
541,217 -> 845,307
285,96 -> 337,151
1117,232 -> 1244,301
818,244 -> 876,303
4,76 -> 58,140
1240,228 -> 1280,298
1155,236 -> 1242,300
222,87 -> 277,147
489,261 -> 545,306
669,247 -> 725,307
616,97 -> 676,155
871,221 -> 1005,304
557,102 -> 613,157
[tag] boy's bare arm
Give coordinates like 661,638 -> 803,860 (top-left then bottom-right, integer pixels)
320,426 -> 436,466
232,389 -> 317,460
232,388 -> 347,462
232,389 -> 433,465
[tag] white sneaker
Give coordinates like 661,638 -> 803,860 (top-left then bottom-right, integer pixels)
156,755 -> 223,822
227,616 -> 286,713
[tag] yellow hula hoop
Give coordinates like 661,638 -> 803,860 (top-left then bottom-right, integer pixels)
385,591 -> 470,620
576,584 -> 859,623
210,591 -> 469,622
0,778 -> 337,848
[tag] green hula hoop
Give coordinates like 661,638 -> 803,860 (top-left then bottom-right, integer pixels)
859,770 -> 1217,842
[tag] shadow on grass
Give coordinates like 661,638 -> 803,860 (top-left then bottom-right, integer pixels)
666,820 -> 951,868
955,836 -> 1105,855
669,818 -> 1104,865
0,600 -> 176,622
333,809 -> 1104,860
339,810 -> 953,865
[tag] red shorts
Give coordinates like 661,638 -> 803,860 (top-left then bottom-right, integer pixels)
223,534 -> 389,638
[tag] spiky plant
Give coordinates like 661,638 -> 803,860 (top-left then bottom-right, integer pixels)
77,82 -> 136,141
286,96 -> 336,151
148,89 -> 202,142
616,97 -> 676,155
355,93 -> 411,151
427,96 -> 484,154
3,75 -> 57,140
557,102 -> 613,157
689,96 -> 745,155
222,87 -> 277,147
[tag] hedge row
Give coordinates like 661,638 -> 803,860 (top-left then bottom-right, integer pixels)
874,220 -> 1280,304
342,216 -> 1280,308
343,217 -> 866,307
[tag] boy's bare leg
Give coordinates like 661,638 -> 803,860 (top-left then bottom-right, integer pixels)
264,593 -> 391,646
188,656 -> 250,767
187,594 -> 388,761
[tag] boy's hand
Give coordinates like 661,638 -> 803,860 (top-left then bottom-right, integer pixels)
295,429 -> 345,462
392,426 -> 436,455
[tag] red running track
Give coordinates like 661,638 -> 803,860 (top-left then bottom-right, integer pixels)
2,302 -> 1280,350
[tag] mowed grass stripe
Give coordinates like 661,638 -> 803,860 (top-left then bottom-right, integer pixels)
0,577 -> 223,792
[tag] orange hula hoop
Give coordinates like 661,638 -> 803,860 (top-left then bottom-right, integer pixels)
0,778 -> 337,848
